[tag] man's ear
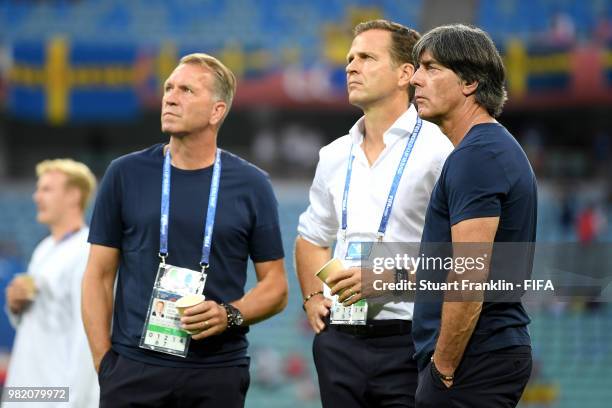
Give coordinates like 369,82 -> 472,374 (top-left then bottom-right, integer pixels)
398,63 -> 415,89
209,101 -> 228,126
65,185 -> 82,210
462,80 -> 478,97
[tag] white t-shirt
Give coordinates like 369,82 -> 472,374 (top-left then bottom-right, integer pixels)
4,227 -> 99,408
298,105 -> 453,320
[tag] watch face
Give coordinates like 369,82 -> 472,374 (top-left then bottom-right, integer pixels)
226,304 -> 243,327
234,313 -> 244,326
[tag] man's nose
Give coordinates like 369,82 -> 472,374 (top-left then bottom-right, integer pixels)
410,68 -> 423,86
163,90 -> 177,106
345,59 -> 358,74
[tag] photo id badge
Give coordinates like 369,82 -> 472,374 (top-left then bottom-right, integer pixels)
344,241 -> 373,261
139,263 -> 206,358
330,297 -> 368,325
329,242 -> 369,325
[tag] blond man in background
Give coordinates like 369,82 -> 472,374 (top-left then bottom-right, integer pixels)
4,159 -> 99,407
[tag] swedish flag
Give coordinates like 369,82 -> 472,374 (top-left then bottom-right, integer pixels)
8,37 -> 142,124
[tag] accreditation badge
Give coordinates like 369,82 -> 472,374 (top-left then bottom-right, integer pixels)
329,242 -> 369,326
139,263 -> 206,358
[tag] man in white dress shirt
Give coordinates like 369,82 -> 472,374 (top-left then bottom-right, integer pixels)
3,159 -> 99,407
295,20 -> 453,407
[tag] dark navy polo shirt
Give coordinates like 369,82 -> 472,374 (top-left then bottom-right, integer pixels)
413,123 -> 537,370
89,143 -> 284,368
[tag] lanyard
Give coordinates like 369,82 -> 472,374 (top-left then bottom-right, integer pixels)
341,117 -> 422,241
159,148 -> 222,270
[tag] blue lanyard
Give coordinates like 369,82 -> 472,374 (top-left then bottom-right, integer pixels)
159,148 -> 222,270
341,117 -> 422,241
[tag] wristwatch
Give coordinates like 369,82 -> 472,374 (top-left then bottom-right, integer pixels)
221,303 -> 244,329
395,267 -> 408,284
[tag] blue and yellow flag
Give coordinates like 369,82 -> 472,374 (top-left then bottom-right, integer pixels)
8,38 -> 142,124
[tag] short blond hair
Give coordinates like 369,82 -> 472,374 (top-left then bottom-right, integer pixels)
36,159 -> 97,211
179,53 -> 237,116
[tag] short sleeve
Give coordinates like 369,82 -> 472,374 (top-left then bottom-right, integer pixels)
88,160 -> 123,248
446,146 -> 509,226
248,173 -> 285,263
297,151 -> 339,247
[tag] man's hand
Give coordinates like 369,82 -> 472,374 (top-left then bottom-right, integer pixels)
304,294 -> 332,333
430,216 -> 499,389
326,267 -> 363,306
181,300 -> 229,340
432,353 -> 455,388
94,348 -> 111,374
6,276 -> 36,314
82,244 -> 119,374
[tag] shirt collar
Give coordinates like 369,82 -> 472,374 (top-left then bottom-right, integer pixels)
347,104 -> 419,145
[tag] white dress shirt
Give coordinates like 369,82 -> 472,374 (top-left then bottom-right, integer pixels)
3,227 -> 99,408
298,105 -> 453,320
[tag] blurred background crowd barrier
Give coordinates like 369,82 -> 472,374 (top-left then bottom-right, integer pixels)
0,0 -> 611,407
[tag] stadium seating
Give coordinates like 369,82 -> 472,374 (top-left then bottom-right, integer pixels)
0,0 -> 420,66
477,0 -> 609,44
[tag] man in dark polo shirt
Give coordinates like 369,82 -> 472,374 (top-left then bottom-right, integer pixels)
82,53 -> 287,408
409,24 -> 537,407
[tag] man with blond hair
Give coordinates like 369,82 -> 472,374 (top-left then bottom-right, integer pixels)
82,53 -> 287,407
4,159 -> 99,407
